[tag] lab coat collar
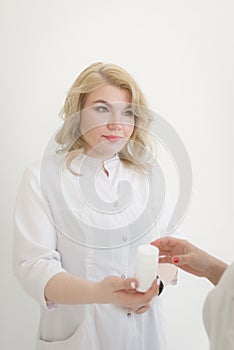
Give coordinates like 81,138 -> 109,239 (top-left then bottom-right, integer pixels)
70,153 -> 120,174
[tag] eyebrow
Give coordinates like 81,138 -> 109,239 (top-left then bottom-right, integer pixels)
92,100 -> 132,109
92,100 -> 112,107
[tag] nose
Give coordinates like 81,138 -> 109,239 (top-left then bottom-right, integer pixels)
107,112 -> 123,130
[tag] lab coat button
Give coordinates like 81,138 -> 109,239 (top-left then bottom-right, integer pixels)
122,236 -> 127,242
121,274 -> 126,279
127,312 -> 133,318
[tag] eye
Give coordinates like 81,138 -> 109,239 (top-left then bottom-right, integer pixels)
95,105 -> 109,113
123,109 -> 134,117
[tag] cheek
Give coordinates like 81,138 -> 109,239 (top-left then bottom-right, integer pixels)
82,126 -> 105,142
80,115 -> 104,136
124,124 -> 135,138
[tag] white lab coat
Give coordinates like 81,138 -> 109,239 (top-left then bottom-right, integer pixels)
203,261 -> 234,350
13,153 -> 177,350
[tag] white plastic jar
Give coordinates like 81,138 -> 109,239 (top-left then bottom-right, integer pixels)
135,244 -> 159,292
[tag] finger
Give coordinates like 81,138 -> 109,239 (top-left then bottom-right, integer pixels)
144,279 -> 159,300
171,255 -> 189,266
135,304 -> 151,314
151,237 -> 173,250
151,237 -> 185,255
158,254 -> 190,274
124,278 -> 138,291
150,278 -> 159,292
158,256 -> 173,263
109,276 -> 138,293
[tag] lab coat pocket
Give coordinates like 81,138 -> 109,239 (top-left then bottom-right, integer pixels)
36,316 -> 97,350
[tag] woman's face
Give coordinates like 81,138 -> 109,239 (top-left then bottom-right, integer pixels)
80,85 -> 135,159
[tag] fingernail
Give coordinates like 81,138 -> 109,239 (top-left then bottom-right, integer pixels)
173,257 -> 179,263
156,277 -> 160,286
130,281 -> 136,289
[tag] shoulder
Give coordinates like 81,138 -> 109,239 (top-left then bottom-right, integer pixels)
22,153 -> 65,184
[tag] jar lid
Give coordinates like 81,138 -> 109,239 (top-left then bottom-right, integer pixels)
136,244 -> 159,264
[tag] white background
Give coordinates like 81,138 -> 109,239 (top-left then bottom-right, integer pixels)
1,1 -> 234,349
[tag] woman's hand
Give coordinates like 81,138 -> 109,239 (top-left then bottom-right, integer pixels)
96,276 -> 159,313
45,272 -> 159,310
151,237 -> 228,285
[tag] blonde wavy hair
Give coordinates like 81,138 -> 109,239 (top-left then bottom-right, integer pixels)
56,62 -> 156,172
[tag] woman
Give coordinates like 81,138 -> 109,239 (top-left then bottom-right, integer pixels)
14,62 -> 177,350
152,237 -> 233,350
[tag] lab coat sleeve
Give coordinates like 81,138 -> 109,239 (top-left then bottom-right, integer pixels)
203,262 -> 234,350
13,165 -> 67,310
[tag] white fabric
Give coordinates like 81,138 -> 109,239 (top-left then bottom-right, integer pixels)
203,262 -> 234,350
13,153 -> 178,350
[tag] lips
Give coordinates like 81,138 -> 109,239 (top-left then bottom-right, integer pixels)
103,135 -> 122,142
